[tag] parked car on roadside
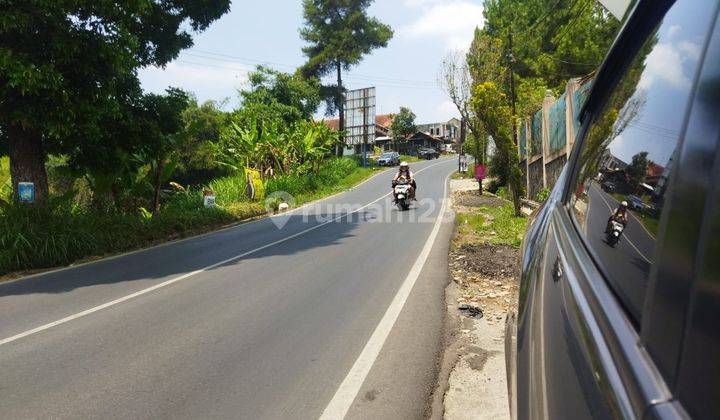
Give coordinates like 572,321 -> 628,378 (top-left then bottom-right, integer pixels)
626,194 -> 647,211
505,1 -> 720,419
417,148 -> 440,160
601,179 -> 616,192
376,151 -> 400,166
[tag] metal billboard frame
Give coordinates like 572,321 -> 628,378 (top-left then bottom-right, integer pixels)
344,87 -> 376,158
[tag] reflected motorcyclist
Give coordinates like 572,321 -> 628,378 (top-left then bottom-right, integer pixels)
606,200 -> 629,236
392,161 -> 416,200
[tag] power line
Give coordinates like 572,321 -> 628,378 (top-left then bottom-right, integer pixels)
514,0 -> 568,39
188,49 -> 439,86
175,59 -> 442,91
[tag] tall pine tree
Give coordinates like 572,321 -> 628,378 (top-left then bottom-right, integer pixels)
299,0 -> 393,154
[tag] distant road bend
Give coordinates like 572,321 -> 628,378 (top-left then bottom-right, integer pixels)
0,157 -> 457,419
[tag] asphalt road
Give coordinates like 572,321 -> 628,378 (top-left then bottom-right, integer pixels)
0,157 -> 457,419
585,183 -> 655,320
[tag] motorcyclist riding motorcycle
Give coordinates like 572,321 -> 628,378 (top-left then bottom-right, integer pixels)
606,201 -> 629,235
392,162 -> 416,201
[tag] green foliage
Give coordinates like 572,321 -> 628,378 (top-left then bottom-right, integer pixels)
265,157 -> 358,196
0,157 -> 374,274
536,188 -> 551,202
390,107 -> 417,141
627,152 -> 649,190
471,81 -> 524,215
0,0 -> 231,205
174,98 -> 232,186
457,203 -> 527,248
0,157 -> 10,203
483,0 -> 620,90
218,117 -> 338,177
496,186 -> 510,200
241,66 -> 322,125
299,0 -> 393,114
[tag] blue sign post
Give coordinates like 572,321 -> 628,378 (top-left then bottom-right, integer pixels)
18,182 -> 35,203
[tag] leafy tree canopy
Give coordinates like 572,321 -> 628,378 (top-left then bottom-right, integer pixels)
240,66 -> 322,125
300,0 -> 393,77
0,0 -> 231,204
482,0 -> 619,91
299,0 -> 393,116
390,107 -> 417,141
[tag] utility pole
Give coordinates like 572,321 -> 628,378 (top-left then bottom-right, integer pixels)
507,29 -> 519,146
337,61 -> 345,157
459,117 -> 466,173
362,90 -> 368,168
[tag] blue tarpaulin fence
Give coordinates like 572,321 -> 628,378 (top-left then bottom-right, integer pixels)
519,121 -> 527,156
531,110 -> 542,156
573,81 -> 592,135
549,92 -> 567,152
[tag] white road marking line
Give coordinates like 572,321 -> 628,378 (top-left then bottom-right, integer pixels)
0,159 -> 454,348
592,186 -> 653,264
319,172 -> 451,420
3,159 -> 451,286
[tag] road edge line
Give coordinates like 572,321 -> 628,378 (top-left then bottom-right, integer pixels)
318,171 -> 451,420
0,159 -> 455,348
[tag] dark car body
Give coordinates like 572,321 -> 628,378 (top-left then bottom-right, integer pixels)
626,195 -> 647,211
505,1 -> 720,419
417,148 -> 440,160
601,180 -> 617,193
376,152 -> 400,166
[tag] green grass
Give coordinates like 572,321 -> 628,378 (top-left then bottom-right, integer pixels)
456,203 -> 527,248
400,155 -> 422,163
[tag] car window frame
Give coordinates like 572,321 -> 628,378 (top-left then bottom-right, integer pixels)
561,0 -> 720,396
561,0 -> 684,328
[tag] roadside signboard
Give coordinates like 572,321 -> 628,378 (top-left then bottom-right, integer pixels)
344,87 -> 376,147
18,182 -> 35,203
203,189 -> 216,208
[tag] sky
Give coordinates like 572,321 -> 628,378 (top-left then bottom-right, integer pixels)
138,0 -> 486,124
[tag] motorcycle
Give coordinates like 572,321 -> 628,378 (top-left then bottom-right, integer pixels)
606,220 -> 625,247
393,177 -> 412,211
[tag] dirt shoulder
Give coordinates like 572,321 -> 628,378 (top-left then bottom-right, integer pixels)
435,178 -> 525,420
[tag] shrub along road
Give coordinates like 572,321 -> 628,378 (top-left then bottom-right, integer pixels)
0,157 -> 457,419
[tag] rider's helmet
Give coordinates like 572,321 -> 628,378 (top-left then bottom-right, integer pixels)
620,201 -> 628,209
400,161 -> 409,171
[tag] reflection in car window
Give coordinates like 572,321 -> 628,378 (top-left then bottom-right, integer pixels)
569,3 -> 712,325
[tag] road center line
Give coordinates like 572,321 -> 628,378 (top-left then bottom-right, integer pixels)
592,185 -> 653,264
0,159 -> 454,348
319,172 -> 451,420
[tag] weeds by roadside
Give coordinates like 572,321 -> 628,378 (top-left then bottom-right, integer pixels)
0,157 -> 379,276
456,203 -> 526,248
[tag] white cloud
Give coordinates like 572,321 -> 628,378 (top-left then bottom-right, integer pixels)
138,60 -> 251,106
400,1 -> 484,51
638,43 -> 692,91
431,100 -> 460,121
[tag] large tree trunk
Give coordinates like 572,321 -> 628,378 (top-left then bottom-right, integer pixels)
6,124 -> 49,206
337,61 -> 345,157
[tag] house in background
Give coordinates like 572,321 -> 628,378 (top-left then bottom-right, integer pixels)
322,114 -> 395,153
322,115 -> 461,154
416,118 -> 461,152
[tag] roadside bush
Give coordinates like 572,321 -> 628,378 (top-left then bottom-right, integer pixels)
210,174 -> 249,205
535,188 -> 551,202
487,180 -> 501,194
496,186 -> 510,200
265,157 -> 358,196
0,194 -> 246,275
